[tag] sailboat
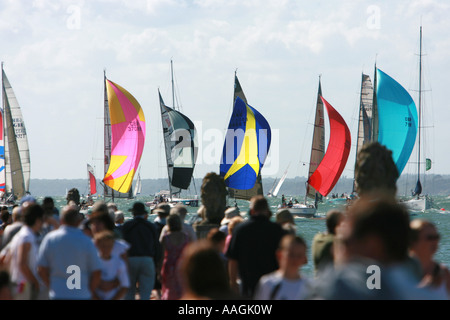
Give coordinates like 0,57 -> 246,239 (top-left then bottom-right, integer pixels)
102,73 -> 146,201
288,77 -> 351,217
220,72 -> 271,203
0,63 -> 31,203
267,164 -> 289,198
155,61 -> 199,208
87,163 -> 97,197
133,169 -> 142,198
402,26 -> 433,212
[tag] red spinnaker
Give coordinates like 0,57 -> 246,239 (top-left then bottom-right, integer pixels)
307,96 -> 351,196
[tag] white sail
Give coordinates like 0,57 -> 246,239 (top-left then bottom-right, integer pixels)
1,66 -> 30,198
272,164 -> 289,197
133,171 -> 142,198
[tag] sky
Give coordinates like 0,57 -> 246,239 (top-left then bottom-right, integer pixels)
1,0 -> 449,187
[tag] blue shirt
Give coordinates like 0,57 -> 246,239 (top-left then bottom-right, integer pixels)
38,225 -> 102,300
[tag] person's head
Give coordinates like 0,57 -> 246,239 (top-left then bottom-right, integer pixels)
343,197 -> 410,265
179,240 -> 230,299
11,206 -> 22,222
114,211 -> 125,225
107,202 -> 118,212
20,195 -> 36,208
94,230 -> 116,259
325,209 -> 345,235
227,216 -> 244,236
22,203 -> 44,231
154,203 -> 170,218
170,204 -> 188,221
60,204 -> 83,227
249,195 -> 271,218
276,235 -> 308,274
409,219 -> 440,260
42,197 -> 55,213
167,213 -> 182,232
89,210 -> 115,235
221,207 -> 240,226
129,202 -> 148,218
207,228 -> 226,252
354,142 -> 399,198
276,209 -> 294,225
1,210 -> 11,226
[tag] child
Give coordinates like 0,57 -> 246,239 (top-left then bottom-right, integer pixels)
253,234 -> 312,300
93,231 -> 129,300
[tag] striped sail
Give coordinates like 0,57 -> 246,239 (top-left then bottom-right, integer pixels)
306,80 -> 325,199
159,90 -> 197,197
103,78 -> 146,194
1,67 -> 30,198
225,75 -> 267,200
220,94 -> 271,194
308,96 -> 351,196
374,68 -> 418,175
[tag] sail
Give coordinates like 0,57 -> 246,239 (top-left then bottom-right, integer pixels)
103,78 -> 146,194
220,96 -> 271,193
0,109 -> 4,192
356,74 -> 374,155
2,67 -> 29,198
272,164 -> 289,197
306,80 -> 325,199
87,164 -> 97,196
159,91 -> 197,195
353,74 -> 374,192
308,96 -> 351,197
133,171 -> 142,198
226,75 -> 266,200
374,68 -> 418,175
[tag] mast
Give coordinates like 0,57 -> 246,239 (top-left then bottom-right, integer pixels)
371,63 -> 378,142
353,73 -> 365,194
103,69 -> 113,201
171,59 -> 175,111
416,26 -> 423,198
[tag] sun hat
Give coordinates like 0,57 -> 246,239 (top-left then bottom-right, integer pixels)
221,207 -> 240,226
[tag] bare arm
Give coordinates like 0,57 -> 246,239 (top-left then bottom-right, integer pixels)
89,270 -> 102,297
18,242 -> 40,290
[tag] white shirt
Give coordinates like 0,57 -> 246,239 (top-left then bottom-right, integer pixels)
254,270 -> 312,300
8,226 -> 39,284
95,255 -> 130,300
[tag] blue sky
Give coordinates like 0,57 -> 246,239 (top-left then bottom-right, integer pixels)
1,0 -> 449,184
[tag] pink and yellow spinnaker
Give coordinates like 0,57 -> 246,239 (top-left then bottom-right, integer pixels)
103,79 -> 146,193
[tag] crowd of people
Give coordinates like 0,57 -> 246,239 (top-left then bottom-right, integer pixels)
0,142 -> 449,300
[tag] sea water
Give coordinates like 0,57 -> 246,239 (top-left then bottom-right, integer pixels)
48,194 -> 450,278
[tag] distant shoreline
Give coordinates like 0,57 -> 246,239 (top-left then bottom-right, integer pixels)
28,174 -> 450,197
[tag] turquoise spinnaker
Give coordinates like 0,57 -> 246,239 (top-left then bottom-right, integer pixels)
376,68 -> 418,175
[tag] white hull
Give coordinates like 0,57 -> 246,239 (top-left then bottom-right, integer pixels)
286,204 -> 316,218
402,196 -> 432,212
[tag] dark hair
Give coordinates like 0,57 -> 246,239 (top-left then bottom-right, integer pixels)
279,234 -> 307,250
250,195 -> 271,217
354,142 -> 399,196
180,240 -> 230,299
22,204 -> 44,227
89,212 -> 115,231
347,198 -> 410,262
167,214 -> 182,232
1,211 -> 10,224
326,210 -> 344,235
207,228 -> 226,245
